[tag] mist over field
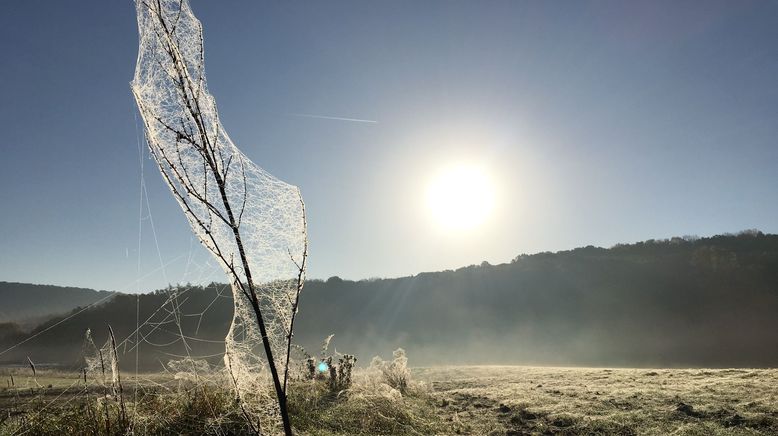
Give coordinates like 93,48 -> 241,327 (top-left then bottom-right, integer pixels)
3,231 -> 777,370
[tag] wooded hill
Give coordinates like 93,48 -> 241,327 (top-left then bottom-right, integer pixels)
0,282 -> 112,326
1,231 -> 777,369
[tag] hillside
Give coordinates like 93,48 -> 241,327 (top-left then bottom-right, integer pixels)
0,282 -> 114,326
1,231 -> 777,369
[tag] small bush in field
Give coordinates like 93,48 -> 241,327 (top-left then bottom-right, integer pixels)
329,354 -> 357,393
304,355 -> 317,381
371,348 -> 411,394
300,335 -> 357,393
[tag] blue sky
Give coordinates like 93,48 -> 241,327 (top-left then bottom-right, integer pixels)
1,1 -> 776,292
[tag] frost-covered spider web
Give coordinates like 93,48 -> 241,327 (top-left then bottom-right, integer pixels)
83,329 -> 120,394
131,0 -> 307,430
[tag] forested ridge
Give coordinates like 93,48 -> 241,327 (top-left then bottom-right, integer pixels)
2,231 -> 777,368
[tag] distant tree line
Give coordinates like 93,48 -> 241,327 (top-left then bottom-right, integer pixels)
2,231 -> 777,369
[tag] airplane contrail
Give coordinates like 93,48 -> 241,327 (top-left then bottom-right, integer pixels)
290,113 -> 378,124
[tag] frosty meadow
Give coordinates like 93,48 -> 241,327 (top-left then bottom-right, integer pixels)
1,0 -> 778,435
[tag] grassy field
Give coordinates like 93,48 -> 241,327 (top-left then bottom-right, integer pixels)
1,366 -> 777,435
416,366 -> 778,435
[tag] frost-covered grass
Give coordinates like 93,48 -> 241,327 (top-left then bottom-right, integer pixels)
416,366 -> 778,435
2,366 -> 777,435
0,363 -> 446,436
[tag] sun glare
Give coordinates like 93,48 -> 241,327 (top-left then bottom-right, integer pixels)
426,165 -> 495,231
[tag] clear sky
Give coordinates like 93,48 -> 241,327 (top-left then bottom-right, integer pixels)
1,1 -> 776,293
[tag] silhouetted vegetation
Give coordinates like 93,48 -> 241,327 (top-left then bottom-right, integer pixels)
0,282 -> 112,326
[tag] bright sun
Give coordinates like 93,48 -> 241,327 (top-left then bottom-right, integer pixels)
426,165 -> 495,231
